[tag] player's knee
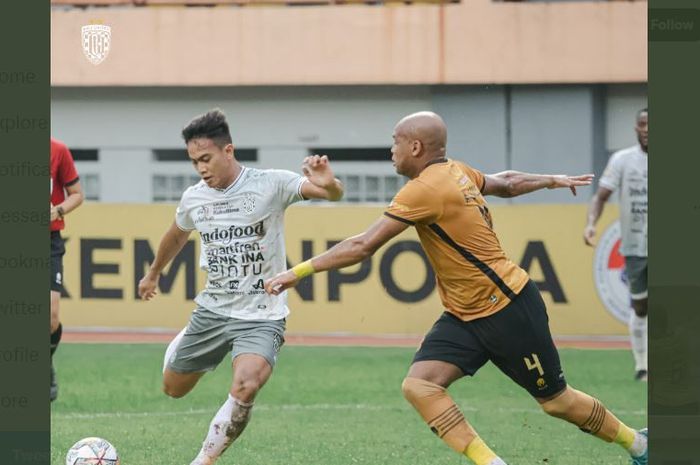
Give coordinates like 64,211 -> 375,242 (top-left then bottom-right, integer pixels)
50,308 -> 60,332
540,387 -> 575,419
50,293 -> 60,332
50,317 -> 60,334
231,377 -> 263,402
401,377 -> 442,406
632,301 -> 647,317
401,377 -> 417,403
163,388 -> 188,399
633,307 -> 647,318
162,381 -> 189,399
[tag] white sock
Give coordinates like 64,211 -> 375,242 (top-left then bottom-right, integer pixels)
628,313 -> 648,372
629,430 -> 648,457
163,327 -> 187,373
488,458 -> 508,465
191,394 -> 253,464
189,452 -> 214,465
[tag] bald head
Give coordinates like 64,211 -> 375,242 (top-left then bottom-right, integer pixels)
395,111 -> 447,159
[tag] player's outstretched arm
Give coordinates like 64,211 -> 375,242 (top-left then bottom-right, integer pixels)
300,154 -> 344,201
138,221 -> 192,301
482,171 -> 594,198
265,216 -> 408,294
583,186 -> 613,246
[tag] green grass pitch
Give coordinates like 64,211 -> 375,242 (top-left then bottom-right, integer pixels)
52,344 -> 646,465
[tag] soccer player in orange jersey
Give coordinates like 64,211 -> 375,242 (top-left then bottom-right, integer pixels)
266,111 -> 648,465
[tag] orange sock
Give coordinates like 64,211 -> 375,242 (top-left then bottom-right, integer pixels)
540,386 -> 632,443
401,377 -> 502,464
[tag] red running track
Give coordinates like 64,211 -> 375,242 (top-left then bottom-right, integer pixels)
63,330 -> 630,349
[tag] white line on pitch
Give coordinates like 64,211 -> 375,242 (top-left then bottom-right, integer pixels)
52,404 -> 646,420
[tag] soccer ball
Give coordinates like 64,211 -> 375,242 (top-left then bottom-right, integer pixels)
65,437 -> 120,465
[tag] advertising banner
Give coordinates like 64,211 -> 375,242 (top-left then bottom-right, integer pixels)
59,204 -> 624,336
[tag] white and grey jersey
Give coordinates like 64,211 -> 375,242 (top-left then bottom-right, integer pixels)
599,145 -> 648,257
175,167 -> 307,320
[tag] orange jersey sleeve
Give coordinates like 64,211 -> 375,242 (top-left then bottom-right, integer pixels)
453,161 -> 486,193
384,180 -> 443,226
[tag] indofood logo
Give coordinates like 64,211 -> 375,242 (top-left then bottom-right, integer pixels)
593,221 -> 631,324
201,222 -> 264,244
82,22 -> 111,65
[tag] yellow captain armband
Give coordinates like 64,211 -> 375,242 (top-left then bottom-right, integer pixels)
291,260 -> 316,279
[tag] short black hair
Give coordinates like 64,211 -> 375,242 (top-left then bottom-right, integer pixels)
637,107 -> 648,121
182,108 -> 233,148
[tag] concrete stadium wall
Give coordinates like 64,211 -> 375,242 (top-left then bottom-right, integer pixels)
59,203 -> 627,337
51,84 -> 647,203
51,0 -> 646,85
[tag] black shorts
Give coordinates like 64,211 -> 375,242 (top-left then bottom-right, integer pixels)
413,280 -> 567,398
51,231 -> 65,293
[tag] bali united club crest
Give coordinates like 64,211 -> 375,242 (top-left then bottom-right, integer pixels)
82,24 -> 111,65
593,221 -> 631,324
242,194 -> 256,214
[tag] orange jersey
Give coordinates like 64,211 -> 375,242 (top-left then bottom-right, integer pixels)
385,158 -> 529,321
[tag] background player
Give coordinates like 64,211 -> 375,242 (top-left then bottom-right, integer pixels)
584,108 -> 648,381
267,111 -> 648,465
138,109 -> 343,465
50,137 -> 84,402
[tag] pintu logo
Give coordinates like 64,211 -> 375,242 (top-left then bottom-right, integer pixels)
201,221 -> 264,244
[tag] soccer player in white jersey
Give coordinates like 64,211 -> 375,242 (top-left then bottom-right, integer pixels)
584,108 -> 648,381
138,109 -> 343,465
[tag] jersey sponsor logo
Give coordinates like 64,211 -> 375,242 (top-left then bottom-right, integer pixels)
272,333 -> 282,354
81,23 -> 111,65
248,279 -> 266,295
200,222 -> 264,244
629,186 -> 647,197
195,205 -> 214,224
242,193 -> 256,214
212,201 -> 240,216
593,221 -> 631,324
630,200 -> 648,226
388,201 -> 410,212
224,280 -> 244,296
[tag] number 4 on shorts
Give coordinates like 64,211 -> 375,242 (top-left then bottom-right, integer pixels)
523,353 -> 544,376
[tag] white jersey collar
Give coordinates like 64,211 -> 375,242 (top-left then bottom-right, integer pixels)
214,166 -> 247,193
